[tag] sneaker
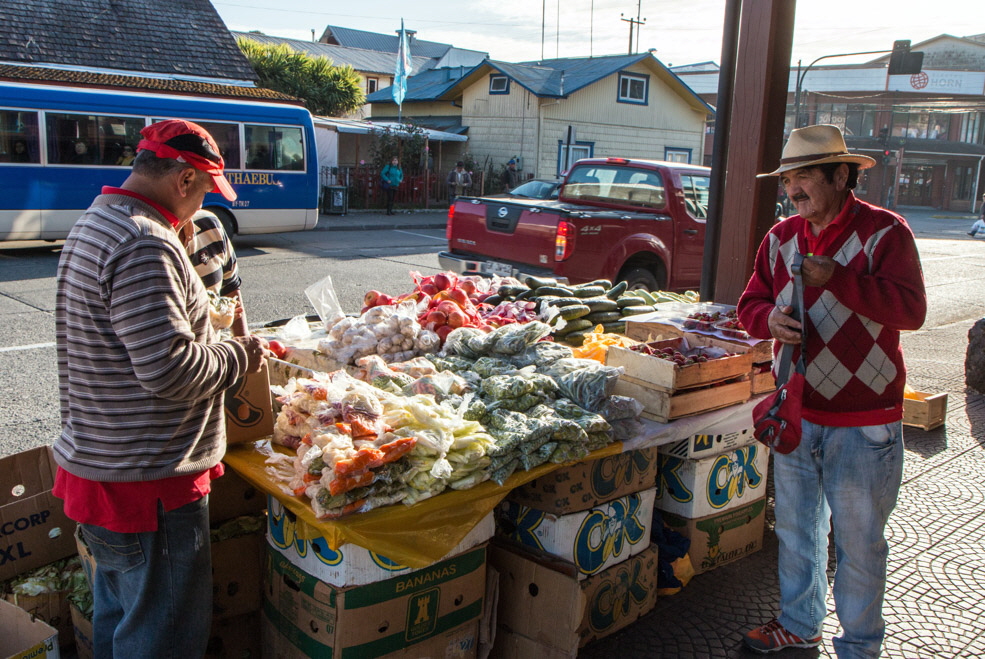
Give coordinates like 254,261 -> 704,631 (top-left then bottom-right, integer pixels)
743,619 -> 822,653
969,232 -> 976,237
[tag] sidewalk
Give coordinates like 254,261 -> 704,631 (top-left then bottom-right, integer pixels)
315,208 -> 448,232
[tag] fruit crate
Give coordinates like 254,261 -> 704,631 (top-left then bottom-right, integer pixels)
902,391 -> 948,430
612,376 -> 751,424
606,335 -> 753,393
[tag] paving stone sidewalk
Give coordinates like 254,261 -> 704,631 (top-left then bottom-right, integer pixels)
580,318 -> 985,658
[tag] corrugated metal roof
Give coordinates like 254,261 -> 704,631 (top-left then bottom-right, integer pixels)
0,0 -> 256,82
233,31 -> 435,75
508,54 -> 651,96
313,116 -> 467,141
0,63 -> 296,101
365,65 -> 475,103
320,25 -> 487,62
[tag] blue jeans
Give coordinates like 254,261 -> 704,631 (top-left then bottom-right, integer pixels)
80,497 -> 212,658
775,419 -> 903,659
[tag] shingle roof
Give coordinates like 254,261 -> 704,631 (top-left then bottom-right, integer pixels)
0,63 -> 295,101
0,0 -> 256,82
233,31 -> 434,76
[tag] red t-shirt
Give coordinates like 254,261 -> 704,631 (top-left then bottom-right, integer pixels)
55,187 -> 219,533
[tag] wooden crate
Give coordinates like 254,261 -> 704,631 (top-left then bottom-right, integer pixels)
902,391 -> 948,430
624,321 -> 773,363
751,369 -> 776,395
612,375 -> 751,423
606,336 -> 753,393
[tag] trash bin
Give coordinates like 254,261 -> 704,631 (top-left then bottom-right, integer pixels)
322,185 -> 348,215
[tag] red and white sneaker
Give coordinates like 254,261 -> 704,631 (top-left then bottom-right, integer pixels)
743,618 -> 822,653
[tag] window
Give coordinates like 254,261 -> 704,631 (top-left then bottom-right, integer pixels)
193,121 -> 241,169
680,174 -> 710,219
954,166 -> 974,200
564,164 -> 666,209
45,112 -> 145,165
844,104 -> 876,137
0,109 -> 40,164
489,75 -> 510,95
366,78 -> 379,94
557,141 -> 594,175
617,72 -> 648,104
665,148 -> 691,164
960,112 -> 984,145
245,124 -> 305,171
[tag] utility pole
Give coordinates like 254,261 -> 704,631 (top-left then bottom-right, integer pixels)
620,1 -> 645,55
541,0 -> 545,61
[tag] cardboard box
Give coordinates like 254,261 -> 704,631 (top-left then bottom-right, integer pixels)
660,498 -> 766,575
903,391 -> 948,430
261,543 -> 485,658
0,597 -> 59,659
69,603 -> 92,659
3,591 -> 72,650
659,427 -> 756,460
507,448 -> 658,514
212,532 -> 264,620
489,541 -> 659,656
209,468 -> 268,524
0,447 -> 77,583
267,495 -> 495,587
224,363 -> 274,445
495,488 -> 655,578
606,335 -> 753,393
206,611 -> 260,658
655,444 -> 769,518
612,375 -> 751,423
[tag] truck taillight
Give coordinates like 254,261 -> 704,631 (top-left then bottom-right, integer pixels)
446,205 -> 454,241
555,220 -> 575,261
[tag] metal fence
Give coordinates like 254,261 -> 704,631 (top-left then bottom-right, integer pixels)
320,165 -> 486,210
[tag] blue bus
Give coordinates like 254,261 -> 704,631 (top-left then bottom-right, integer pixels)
0,81 -> 319,241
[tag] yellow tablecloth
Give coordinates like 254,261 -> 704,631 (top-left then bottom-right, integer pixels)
223,439 -> 622,568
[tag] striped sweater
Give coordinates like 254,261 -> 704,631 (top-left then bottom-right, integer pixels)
186,210 -> 240,296
54,193 -> 248,482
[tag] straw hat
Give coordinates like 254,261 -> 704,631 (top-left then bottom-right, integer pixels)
758,124 -> 876,177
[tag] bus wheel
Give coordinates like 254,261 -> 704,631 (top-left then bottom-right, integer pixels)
210,208 -> 236,238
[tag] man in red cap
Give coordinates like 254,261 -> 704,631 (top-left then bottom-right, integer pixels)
53,119 -> 268,658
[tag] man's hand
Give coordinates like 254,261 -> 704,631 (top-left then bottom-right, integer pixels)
768,305 -> 803,345
231,335 -> 269,373
801,255 -> 835,287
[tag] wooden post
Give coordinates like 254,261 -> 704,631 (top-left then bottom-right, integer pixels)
709,0 -> 795,304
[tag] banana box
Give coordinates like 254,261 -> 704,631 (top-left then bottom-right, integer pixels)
655,444 -> 769,519
266,495 -> 494,587
660,498 -> 766,575
658,426 -> 756,460
495,488 -> 656,578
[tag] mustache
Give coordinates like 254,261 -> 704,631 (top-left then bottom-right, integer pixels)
791,193 -> 809,202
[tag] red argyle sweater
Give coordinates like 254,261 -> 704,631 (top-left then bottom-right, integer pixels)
737,194 -> 927,426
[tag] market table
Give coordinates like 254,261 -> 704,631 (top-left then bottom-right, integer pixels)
222,396 -> 759,568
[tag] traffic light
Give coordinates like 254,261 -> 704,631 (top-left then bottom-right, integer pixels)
888,40 -> 924,75
882,149 -> 892,165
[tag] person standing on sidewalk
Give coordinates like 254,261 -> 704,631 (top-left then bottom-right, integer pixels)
52,119 -> 268,658
447,161 -> 472,203
381,156 -> 403,216
737,124 -> 927,657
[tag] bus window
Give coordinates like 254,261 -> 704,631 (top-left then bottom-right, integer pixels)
45,112 -> 145,165
0,110 -> 40,164
245,124 -> 304,171
193,120 -> 240,170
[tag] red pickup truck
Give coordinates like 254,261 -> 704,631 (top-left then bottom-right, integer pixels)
439,157 -> 711,291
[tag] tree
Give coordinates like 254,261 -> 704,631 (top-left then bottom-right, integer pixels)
237,38 -> 365,117
369,123 -> 429,175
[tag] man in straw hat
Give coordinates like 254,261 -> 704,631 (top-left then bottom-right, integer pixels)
53,119 -> 269,657
737,124 -> 927,656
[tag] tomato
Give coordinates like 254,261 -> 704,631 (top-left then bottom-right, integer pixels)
267,340 -> 288,359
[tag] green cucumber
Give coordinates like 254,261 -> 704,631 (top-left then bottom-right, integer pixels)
571,286 -> 607,298
535,285 -> 574,297
498,285 -> 525,298
586,310 -> 623,323
621,304 -> 656,316
514,288 -> 537,301
557,304 -> 591,321
562,330 -> 591,346
525,275 -> 558,289
605,281 -> 629,299
635,289 -> 658,305
616,296 -> 643,308
582,297 -> 619,312
482,294 -> 503,306
576,279 -> 613,290
602,321 -> 627,333
553,318 -> 593,336
548,296 -> 586,308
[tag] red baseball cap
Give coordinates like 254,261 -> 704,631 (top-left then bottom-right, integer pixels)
136,120 -> 237,201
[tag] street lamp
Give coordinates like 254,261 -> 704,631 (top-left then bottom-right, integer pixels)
793,49 -> 890,128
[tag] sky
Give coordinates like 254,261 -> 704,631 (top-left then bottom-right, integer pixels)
213,0 -> 981,68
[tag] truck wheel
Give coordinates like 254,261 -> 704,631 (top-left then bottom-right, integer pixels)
621,268 -> 659,292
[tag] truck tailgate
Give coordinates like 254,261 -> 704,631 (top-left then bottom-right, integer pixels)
449,199 -> 560,266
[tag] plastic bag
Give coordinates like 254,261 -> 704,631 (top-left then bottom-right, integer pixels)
305,274 -> 346,328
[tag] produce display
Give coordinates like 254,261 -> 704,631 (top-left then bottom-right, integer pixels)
207,291 -> 237,330
629,344 -> 733,365
317,300 -> 440,365
683,308 -> 736,332
268,320 -> 638,519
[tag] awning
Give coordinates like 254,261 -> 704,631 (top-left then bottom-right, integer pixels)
312,116 -> 468,142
